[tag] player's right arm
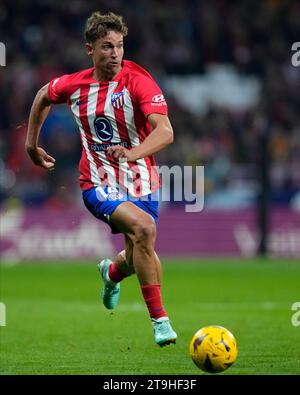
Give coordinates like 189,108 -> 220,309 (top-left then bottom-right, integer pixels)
25,83 -> 56,170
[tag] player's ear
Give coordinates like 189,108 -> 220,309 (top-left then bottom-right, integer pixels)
85,43 -> 94,56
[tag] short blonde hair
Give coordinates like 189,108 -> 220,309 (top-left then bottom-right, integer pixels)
85,11 -> 128,43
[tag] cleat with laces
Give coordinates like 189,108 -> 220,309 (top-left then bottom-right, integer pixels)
98,259 -> 120,310
151,317 -> 177,347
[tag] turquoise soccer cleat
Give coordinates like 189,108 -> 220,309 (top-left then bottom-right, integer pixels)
151,317 -> 177,347
98,259 -> 120,310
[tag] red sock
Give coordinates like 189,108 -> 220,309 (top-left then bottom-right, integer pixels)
108,262 -> 130,283
141,284 -> 167,320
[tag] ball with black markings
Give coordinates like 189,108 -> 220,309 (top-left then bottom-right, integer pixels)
189,325 -> 238,373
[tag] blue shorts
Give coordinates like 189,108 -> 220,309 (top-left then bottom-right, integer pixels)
82,186 -> 159,234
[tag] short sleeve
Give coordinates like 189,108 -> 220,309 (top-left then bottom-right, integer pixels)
48,74 -> 70,104
134,75 -> 168,117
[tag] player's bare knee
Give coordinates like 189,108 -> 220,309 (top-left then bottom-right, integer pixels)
131,219 -> 156,247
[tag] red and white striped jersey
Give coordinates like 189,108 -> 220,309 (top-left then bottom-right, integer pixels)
48,60 -> 168,197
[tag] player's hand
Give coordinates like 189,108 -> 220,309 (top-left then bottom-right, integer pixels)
107,145 -> 136,162
26,146 -> 56,170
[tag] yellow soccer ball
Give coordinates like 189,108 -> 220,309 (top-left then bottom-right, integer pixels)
189,325 -> 238,373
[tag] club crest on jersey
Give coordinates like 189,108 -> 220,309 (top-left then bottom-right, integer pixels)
111,91 -> 125,109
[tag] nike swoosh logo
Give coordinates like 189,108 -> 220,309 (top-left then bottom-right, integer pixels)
76,100 -> 88,106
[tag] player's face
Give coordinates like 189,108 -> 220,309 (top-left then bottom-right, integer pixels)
86,31 -> 124,78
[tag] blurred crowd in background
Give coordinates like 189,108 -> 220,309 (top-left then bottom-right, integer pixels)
1,0 -> 300,210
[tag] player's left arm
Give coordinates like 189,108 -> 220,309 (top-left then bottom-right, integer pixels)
107,113 -> 173,162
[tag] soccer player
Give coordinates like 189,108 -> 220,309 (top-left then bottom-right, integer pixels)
25,11 -> 177,346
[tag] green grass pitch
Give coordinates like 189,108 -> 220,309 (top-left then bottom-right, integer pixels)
0,259 -> 299,375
